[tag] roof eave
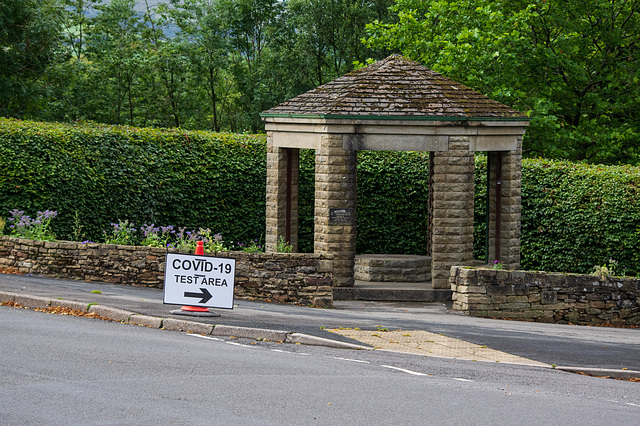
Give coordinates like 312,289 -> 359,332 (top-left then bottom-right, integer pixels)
260,113 -> 531,123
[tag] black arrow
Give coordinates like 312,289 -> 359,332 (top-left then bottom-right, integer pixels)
184,288 -> 212,304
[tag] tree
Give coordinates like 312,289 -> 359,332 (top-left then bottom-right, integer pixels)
0,0 -> 64,116
169,0 -> 232,131
366,0 -> 640,164
141,0 -> 188,128
1,0 -> 399,133
86,0 -> 145,125
61,0 -> 102,60
217,0 -> 287,132
286,0 -> 395,87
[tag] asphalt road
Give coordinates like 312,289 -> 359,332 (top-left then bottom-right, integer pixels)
1,274 -> 639,371
2,306 -> 639,425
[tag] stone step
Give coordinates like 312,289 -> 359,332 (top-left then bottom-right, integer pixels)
354,254 -> 432,282
333,281 -> 452,303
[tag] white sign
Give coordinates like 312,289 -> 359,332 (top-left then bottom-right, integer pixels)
163,253 -> 235,309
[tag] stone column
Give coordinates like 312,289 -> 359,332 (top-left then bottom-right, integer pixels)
314,134 -> 357,287
430,137 -> 475,289
487,139 -> 522,269
265,135 -> 299,252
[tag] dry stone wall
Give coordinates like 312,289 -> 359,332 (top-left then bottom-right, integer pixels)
0,236 -> 333,307
451,266 -> 640,326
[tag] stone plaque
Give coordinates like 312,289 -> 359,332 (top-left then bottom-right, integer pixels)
329,208 -> 354,224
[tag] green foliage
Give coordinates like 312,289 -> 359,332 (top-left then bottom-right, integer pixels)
520,159 -> 640,275
0,118 -> 266,245
297,149 -> 316,253
0,0 -> 64,116
4,0 -> 395,134
366,0 -> 640,165
473,155 -> 488,259
6,209 -> 58,241
3,118 -> 640,274
139,224 -> 174,248
276,236 -> 293,253
103,219 -> 136,245
355,150 -> 430,254
239,238 -> 264,253
286,0 -> 395,87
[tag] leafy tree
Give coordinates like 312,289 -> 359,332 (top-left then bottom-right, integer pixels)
217,0 -> 287,132
140,0 -> 188,128
0,0 -> 64,116
86,0 -> 146,125
37,0 -> 102,122
62,0 -> 102,59
1,0 -> 399,133
366,0 -> 640,164
288,0 -> 395,87
169,0 -> 232,131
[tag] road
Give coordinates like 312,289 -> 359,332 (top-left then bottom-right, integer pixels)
2,273 -> 639,371
1,306 -> 639,425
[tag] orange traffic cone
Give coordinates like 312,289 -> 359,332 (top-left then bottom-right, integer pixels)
170,241 -> 220,317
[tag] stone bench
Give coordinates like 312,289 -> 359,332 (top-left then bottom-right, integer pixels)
354,254 -> 432,282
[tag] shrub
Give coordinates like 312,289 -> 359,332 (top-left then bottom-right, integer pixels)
2,118 -> 640,275
0,118 -> 266,245
520,159 -> 640,275
6,209 -> 58,241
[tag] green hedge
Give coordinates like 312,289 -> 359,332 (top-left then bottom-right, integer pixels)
520,159 -> 640,276
0,119 -> 267,245
1,118 -> 639,275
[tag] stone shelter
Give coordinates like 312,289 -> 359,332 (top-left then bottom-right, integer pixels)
260,55 -> 529,299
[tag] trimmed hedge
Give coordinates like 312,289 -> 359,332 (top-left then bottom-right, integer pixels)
1,118 -> 639,275
0,119 -> 267,245
355,150 -> 430,254
520,159 -> 640,276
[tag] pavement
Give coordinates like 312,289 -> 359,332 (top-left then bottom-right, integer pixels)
1,273 -> 639,380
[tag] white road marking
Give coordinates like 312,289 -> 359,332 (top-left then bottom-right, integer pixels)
334,357 -> 370,364
226,341 -> 256,348
381,365 -> 428,376
187,334 -> 257,348
271,349 -> 310,355
188,334 -> 224,342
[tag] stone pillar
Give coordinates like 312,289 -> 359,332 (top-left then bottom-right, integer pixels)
265,135 -> 299,252
487,139 -> 522,269
314,134 -> 357,287
430,137 -> 475,289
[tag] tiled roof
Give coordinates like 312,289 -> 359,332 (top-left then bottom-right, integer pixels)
262,55 -> 526,120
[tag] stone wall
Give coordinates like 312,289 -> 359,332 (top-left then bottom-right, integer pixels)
354,254 -> 431,282
0,236 -> 333,307
451,266 -> 640,326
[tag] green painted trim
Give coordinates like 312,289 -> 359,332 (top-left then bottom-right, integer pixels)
260,113 -> 530,122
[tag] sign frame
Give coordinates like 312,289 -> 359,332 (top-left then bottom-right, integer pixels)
163,253 -> 235,309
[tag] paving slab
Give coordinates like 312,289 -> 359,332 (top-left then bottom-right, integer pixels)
329,329 -> 550,367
